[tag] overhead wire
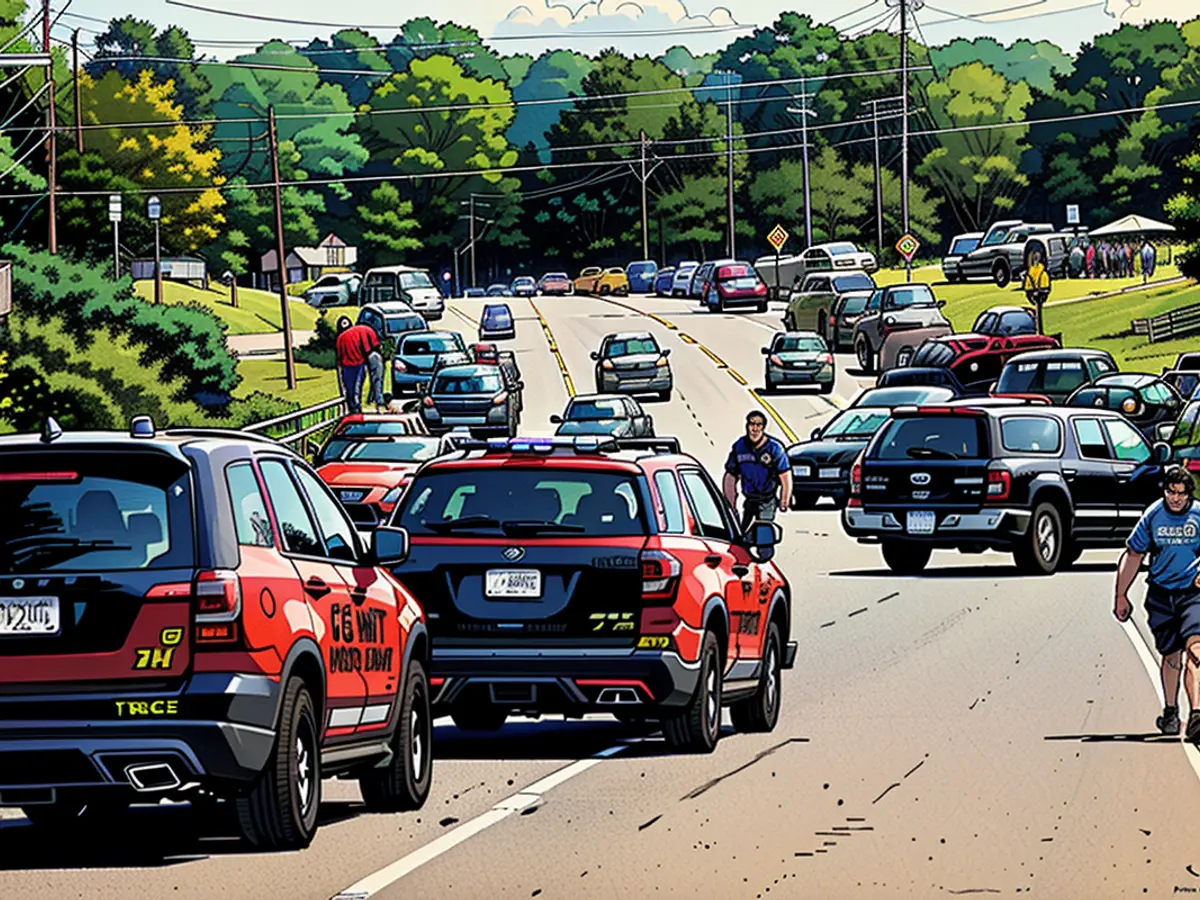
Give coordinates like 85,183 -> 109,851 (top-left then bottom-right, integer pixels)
920,0 -> 1106,27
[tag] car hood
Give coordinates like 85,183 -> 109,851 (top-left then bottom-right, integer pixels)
555,419 -> 631,436
786,438 -> 869,465
317,462 -> 419,487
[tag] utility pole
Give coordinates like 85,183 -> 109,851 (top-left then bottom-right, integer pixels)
640,130 -> 649,260
72,29 -> 82,154
43,0 -> 56,255
900,0 -> 911,280
724,72 -> 736,259
268,104 -> 296,391
787,83 -> 815,248
469,194 -> 476,289
862,97 -> 892,259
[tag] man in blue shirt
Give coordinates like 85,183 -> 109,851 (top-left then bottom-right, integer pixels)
723,410 -> 792,532
1114,466 -> 1200,740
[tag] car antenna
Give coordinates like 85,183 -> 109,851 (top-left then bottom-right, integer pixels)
40,416 -> 63,444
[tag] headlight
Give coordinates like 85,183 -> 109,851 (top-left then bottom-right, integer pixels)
656,357 -> 669,367
381,485 -> 406,505
602,359 -> 615,370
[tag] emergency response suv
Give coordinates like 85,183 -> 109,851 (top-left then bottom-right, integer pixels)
387,436 -> 796,753
0,418 -> 430,849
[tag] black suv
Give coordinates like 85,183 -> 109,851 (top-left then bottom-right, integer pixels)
842,401 -> 1172,575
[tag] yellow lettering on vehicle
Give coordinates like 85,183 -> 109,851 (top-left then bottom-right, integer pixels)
115,698 -> 179,717
638,636 -> 670,649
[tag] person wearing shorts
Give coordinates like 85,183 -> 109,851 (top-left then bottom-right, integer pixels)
1114,466 -> 1200,739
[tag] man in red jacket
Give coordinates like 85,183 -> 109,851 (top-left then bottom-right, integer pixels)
335,316 -> 379,414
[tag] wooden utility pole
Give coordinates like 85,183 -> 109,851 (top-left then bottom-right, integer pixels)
900,0 -> 911,280
72,29 -> 82,154
43,0 -> 56,255
724,73 -> 735,259
268,104 -> 297,391
468,194 -> 476,289
640,130 -> 649,260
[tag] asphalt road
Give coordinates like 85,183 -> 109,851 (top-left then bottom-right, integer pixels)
3,292 -> 1200,899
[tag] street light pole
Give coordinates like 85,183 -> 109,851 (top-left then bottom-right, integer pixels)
900,0 -> 911,280
147,195 -> 162,304
640,130 -> 650,260
800,75 -> 812,248
43,0 -> 56,255
72,29 -> 82,154
724,72 -> 736,259
469,194 -> 476,289
108,194 -> 121,278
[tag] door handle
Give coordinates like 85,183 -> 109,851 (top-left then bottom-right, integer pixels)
705,554 -> 723,568
1062,468 -> 1076,480
731,565 -> 750,578
304,577 -> 331,599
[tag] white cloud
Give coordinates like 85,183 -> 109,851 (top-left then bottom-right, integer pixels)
1104,0 -> 1199,23
499,0 -> 738,35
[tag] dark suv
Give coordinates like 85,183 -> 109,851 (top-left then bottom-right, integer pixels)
0,419 -> 429,849
420,363 -> 524,437
387,437 -> 795,753
993,348 -> 1117,404
593,331 -> 673,401
842,402 -> 1172,575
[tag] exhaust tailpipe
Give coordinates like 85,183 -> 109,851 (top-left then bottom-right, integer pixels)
596,688 -> 641,705
125,763 -> 181,792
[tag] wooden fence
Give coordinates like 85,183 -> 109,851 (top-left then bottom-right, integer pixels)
1131,301 -> 1200,343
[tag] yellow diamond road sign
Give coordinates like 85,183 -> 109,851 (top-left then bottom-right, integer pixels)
896,233 -> 920,261
767,224 -> 789,253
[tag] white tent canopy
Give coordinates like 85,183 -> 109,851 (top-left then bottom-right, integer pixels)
1088,214 -> 1177,237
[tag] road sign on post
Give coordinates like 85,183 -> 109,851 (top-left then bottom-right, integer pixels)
108,194 -> 122,278
1066,204 -> 1080,226
895,233 -> 920,261
767,224 -> 789,301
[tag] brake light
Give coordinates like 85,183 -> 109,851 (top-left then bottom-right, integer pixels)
848,459 -> 863,507
754,282 -> 767,296
1185,458 -> 1200,473
492,391 -> 509,406
194,570 -> 241,645
639,606 -> 681,634
986,469 -> 1011,502
829,316 -> 837,327
770,354 -> 783,366
822,353 -> 834,365
145,582 -> 191,598
640,550 -> 681,601
423,394 -> 435,408
0,471 -> 80,482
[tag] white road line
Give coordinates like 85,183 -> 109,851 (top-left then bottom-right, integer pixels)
1117,619 -> 1200,784
329,739 -> 641,899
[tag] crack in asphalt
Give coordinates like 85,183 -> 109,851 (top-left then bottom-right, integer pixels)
679,737 -> 809,801
947,890 -> 1001,895
904,759 -> 926,779
638,815 -> 662,831
873,782 -> 901,804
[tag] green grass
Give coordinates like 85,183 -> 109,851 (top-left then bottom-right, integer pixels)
132,281 -> 322,335
234,358 -> 340,408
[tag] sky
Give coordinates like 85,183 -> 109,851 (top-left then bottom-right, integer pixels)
61,0 -> 1199,59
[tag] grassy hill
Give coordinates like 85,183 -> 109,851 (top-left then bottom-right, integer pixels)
131,280 -> 322,335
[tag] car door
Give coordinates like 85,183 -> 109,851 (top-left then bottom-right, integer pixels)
1066,417 -> 1122,540
626,398 -> 651,436
677,468 -> 761,667
258,457 -> 368,740
293,464 -> 401,734
1099,417 -> 1161,534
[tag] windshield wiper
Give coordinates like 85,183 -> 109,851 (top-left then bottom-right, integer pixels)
425,515 -> 502,533
6,537 -> 133,566
501,520 -> 586,536
906,447 -> 959,460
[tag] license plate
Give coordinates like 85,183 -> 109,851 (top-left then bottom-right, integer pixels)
0,596 -> 61,636
792,465 -> 811,478
819,467 -> 841,479
485,569 -> 542,599
906,511 -> 936,535
340,490 -> 365,503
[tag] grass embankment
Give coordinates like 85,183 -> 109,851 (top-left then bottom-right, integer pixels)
233,359 -> 340,408
131,281 -> 322,335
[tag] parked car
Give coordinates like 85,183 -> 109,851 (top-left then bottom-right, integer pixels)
574,267 -> 602,295
851,284 -> 951,374
462,287 -> 486,298
419,363 -> 523,437
361,265 -> 444,320
511,277 -> 536,297
671,262 -> 699,297
876,366 -> 968,396
704,262 -> 769,313
905,328 -> 1060,395
690,258 -> 737,301
762,331 -> 834,394
314,413 -> 429,467
391,330 -> 471,395
654,266 -> 676,296
626,260 -> 658,293
688,261 -> 716,300
593,331 -> 673,400
783,270 -> 876,342
971,306 -> 1039,337
479,303 -> 516,341
537,272 -> 572,296
993,348 -> 1118,404
759,243 -> 878,297
551,394 -> 655,438
1165,397 -> 1200,473
1066,373 -> 1185,440
386,436 -> 793,749
1163,369 -> 1200,403
787,385 -> 956,508
304,272 -> 361,308
357,302 -> 427,343
486,283 -> 514,297
843,401 -> 1172,575
0,418 -> 429,848
957,220 -> 1055,287
942,232 -> 984,283
596,267 -> 631,296
1173,352 -> 1200,371
317,431 -> 443,529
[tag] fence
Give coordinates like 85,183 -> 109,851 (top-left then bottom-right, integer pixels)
242,396 -> 346,456
1131,301 -> 1200,343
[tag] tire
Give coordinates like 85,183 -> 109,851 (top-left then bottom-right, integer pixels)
236,676 -> 320,851
993,261 -> 1011,288
817,310 -> 827,337
763,373 -> 777,394
855,336 -> 876,374
359,660 -> 432,813
657,389 -> 671,402
881,540 -> 932,575
599,285 -> 611,296
790,493 -> 818,510
1013,502 -> 1063,575
895,346 -> 914,368
1060,540 -> 1082,569
663,630 -> 722,754
756,302 -> 768,313
451,706 -> 507,732
729,622 -> 783,734
819,380 -> 834,394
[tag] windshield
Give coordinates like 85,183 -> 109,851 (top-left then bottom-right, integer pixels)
567,398 -> 627,420
823,409 -> 892,439
677,265 -> 697,275
875,417 -> 985,460
398,272 -> 434,290
398,470 -> 647,536
608,338 -> 659,356
433,372 -> 503,394
513,278 -> 534,286
0,453 -> 193,574
886,286 -> 936,308
484,306 -> 512,323
912,342 -> 955,368
402,334 -> 463,355
775,336 -> 826,352
997,359 -> 1087,396
859,387 -> 954,406
385,315 -> 424,335
951,237 -> 981,254
832,274 -> 874,292
322,437 -> 441,464
827,243 -> 858,256
982,228 -> 1014,247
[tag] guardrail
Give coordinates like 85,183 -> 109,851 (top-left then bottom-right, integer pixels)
243,396 -> 346,455
1132,300 -> 1200,343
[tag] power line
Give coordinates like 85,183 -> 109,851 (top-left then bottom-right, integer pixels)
920,0 -> 1105,27
824,2 -> 883,26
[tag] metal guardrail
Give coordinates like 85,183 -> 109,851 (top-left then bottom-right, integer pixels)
1132,300 -> 1200,343
243,396 -> 346,455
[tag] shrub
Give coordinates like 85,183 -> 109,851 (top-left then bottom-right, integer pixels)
295,314 -> 338,369
214,391 -> 299,428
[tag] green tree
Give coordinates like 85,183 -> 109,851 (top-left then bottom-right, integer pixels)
508,50 -> 594,159
749,147 -> 869,244
357,183 -> 422,264
916,62 -> 1032,232
931,38 -> 1072,94
299,30 -> 392,106
1165,140 -> 1200,278
384,19 -> 508,82
92,17 -> 212,118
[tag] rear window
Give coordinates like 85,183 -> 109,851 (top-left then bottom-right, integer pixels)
776,335 -> 826,352
433,372 -> 503,394
608,337 -> 659,356
397,470 -> 647,536
362,273 -> 398,303
386,315 -> 425,335
832,274 -> 874,292
336,421 -> 417,438
1001,416 -> 1062,453
886,286 -> 936,308
627,262 -> 656,277
874,417 -> 986,460
0,453 -> 193,574
545,273 -> 568,281
567,398 -> 627,420
998,359 -> 1086,395
398,272 -> 434,290
322,437 -> 441,464
717,265 -> 752,280
839,295 -> 870,315
912,342 -> 955,368
827,243 -> 858,256
402,334 -> 462,355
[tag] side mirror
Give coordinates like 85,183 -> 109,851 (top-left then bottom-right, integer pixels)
761,347 -> 771,355
937,300 -> 947,308
370,526 -> 410,567
590,351 -> 599,361
549,414 -> 563,424
662,348 -> 671,357
1153,441 -> 1173,465
1156,423 -> 1177,443
810,427 -> 821,440
745,520 -> 783,563
515,382 -> 525,391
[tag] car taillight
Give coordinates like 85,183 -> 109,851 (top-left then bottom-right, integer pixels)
423,394 -> 435,408
393,359 -> 407,372
770,354 -> 783,366
986,469 -> 1011,502
829,316 -> 837,327
848,460 -> 863,507
492,391 -> 508,405
194,570 -> 241,645
754,282 -> 767,296
639,606 -> 681,634
1186,459 -> 1200,473
640,550 -> 681,600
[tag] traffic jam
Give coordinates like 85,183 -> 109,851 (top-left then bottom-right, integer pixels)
0,242 -> 1197,858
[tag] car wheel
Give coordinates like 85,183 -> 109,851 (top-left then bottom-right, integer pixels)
855,336 -> 876,374
763,375 -> 777,394
756,302 -> 768,313
236,676 -> 320,850
663,630 -> 722,754
358,660 -> 432,812
600,285 -> 611,295
992,261 -> 1011,288
451,706 -> 507,732
881,540 -> 932,575
895,346 -> 915,368
790,493 -> 818,510
1013,502 -> 1062,575
730,621 -> 783,734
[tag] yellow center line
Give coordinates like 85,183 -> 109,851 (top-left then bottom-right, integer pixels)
727,368 -> 748,386
699,346 -> 727,368
679,333 -> 697,344
528,298 -> 576,398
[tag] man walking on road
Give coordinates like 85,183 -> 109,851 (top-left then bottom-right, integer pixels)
723,410 -> 792,532
335,315 -> 379,415
1114,466 -> 1200,739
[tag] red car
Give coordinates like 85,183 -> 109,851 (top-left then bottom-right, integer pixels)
537,272 -> 573,296
908,328 -> 1060,393
387,436 -> 795,753
0,418 -> 429,849
702,262 -> 769,313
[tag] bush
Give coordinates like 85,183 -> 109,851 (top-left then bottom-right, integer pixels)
214,391 -> 299,428
295,314 -> 338,369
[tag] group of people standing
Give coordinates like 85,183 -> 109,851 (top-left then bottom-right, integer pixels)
1067,237 -> 1157,280
334,316 -> 388,415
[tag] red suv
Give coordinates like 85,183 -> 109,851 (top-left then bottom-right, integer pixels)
387,436 -> 796,753
0,418 -> 430,849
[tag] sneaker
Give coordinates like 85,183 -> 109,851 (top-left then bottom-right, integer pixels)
1186,711 -> 1200,744
1157,706 -> 1181,736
